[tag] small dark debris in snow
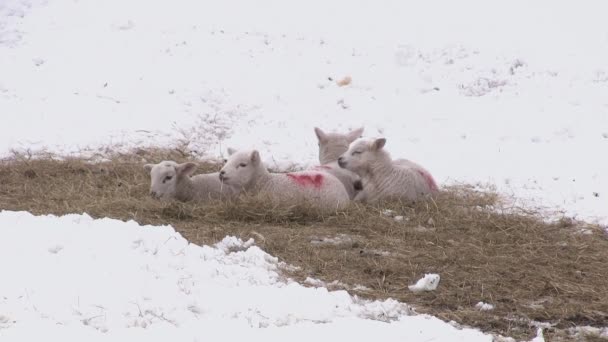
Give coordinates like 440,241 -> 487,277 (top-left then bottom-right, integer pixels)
168,89 -> 175,95
328,77 -> 334,81
32,58 -> 44,66
103,82 -> 108,88
337,99 -> 349,109
602,133 -> 608,139
433,87 -> 440,91
593,192 -> 600,197
509,59 -> 526,75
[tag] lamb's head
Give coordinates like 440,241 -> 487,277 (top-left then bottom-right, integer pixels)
144,160 -> 198,200
338,138 -> 390,175
219,149 -> 264,189
314,127 -> 364,164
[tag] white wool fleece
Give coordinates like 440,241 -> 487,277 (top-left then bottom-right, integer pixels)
144,160 -> 239,202
338,138 -> 438,203
313,126 -> 364,199
220,149 -> 349,211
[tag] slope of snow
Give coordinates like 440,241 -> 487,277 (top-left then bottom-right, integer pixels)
1,0 -> 606,223
0,210 -> 492,341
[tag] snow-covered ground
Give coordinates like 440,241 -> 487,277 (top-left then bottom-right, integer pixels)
0,0 -> 606,340
1,0 -> 607,223
0,210 -> 492,341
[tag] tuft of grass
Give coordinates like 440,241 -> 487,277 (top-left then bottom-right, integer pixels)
1,148 -> 607,340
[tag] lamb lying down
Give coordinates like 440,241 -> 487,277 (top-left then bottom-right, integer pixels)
337,138 -> 438,203
144,161 -> 239,202
219,149 -> 349,212
313,126 -> 364,199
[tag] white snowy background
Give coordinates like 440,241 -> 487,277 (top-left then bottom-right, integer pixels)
1,0 -> 607,340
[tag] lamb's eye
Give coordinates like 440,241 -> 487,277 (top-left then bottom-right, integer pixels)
352,151 -> 362,156
239,163 -> 247,167
223,159 -> 228,163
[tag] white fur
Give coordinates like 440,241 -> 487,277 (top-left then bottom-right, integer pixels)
144,160 -> 238,202
337,138 -> 438,203
313,127 -> 363,199
219,149 -> 349,211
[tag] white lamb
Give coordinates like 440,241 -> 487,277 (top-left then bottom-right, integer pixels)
313,126 -> 364,199
219,149 -> 349,211
337,138 -> 438,203
144,161 -> 239,202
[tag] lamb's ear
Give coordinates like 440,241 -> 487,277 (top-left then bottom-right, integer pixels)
314,127 -> 327,142
250,150 -> 261,164
143,164 -> 154,172
346,127 -> 364,143
371,138 -> 386,151
227,147 -> 237,156
176,162 -> 197,176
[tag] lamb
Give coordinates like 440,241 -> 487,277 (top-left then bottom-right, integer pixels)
144,160 -> 239,202
313,126 -> 364,199
219,149 -> 349,211
337,138 -> 438,203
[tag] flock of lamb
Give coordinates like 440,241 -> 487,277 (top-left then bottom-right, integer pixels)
144,127 -> 439,212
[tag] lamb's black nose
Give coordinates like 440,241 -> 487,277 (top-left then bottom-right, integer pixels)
337,157 -> 346,168
219,170 -> 226,180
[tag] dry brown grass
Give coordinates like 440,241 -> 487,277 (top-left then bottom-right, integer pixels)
1,148 -> 607,341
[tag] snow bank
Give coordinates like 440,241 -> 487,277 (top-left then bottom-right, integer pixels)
408,274 -> 441,292
0,211 -> 491,341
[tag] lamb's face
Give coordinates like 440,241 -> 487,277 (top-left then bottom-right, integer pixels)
219,150 -> 261,188
144,161 -> 179,200
338,138 -> 386,174
315,127 -> 363,164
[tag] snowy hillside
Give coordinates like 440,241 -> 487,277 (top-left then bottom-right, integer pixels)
0,210 -> 493,341
0,0 -> 607,340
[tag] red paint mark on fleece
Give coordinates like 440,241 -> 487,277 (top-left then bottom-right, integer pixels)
287,173 -> 324,188
417,170 -> 438,191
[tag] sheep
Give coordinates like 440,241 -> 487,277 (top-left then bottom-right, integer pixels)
313,126 -> 364,199
219,149 -> 349,211
144,160 -> 239,202
337,138 -> 438,203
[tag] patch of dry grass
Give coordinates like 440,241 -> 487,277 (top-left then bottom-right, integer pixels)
1,148 -> 607,341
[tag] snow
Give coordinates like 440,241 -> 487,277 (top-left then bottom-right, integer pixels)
0,0 -> 605,339
475,302 -> 495,311
408,274 -> 441,293
530,328 -> 545,342
0,210 -> 491,341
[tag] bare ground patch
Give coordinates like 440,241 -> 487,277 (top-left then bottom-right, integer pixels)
1,148 -> 607,341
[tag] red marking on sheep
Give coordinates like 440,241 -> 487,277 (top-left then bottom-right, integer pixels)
287,173 -> 324,188
417,170 -> 438,191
